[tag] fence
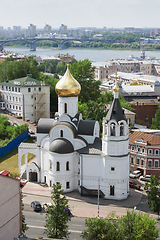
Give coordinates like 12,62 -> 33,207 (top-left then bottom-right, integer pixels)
0,131 -> 28,158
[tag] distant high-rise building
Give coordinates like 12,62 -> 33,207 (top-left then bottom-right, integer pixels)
28,24 -> 36,37
44,24 -> 52,33
13,26 -> 21,32
59,24 -> 67,34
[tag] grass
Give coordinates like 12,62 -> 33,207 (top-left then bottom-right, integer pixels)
0,137 -> 35,176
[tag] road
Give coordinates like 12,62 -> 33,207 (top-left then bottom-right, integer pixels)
24,210 -> 86,240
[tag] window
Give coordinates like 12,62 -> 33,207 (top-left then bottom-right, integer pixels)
137,147 -> 140,153
141,159 -> 144,166
2,85 -> 3,90
13,97 -> 14,101
12,87 -> 14,91
10,105 -> 11,108
10,96 -> 11,100
64,103 -> 67,113
78,168 -> 80,174
148,160 -> 152,167
66,182 -> 70,189
131,156 -> 134,164
19,106 -> 21,110
142,148 -> 145,153
19,98 -> 21,102
39,87 -> 41,92
50,181 -> 52,187
66,161 -> 69,171
110,123 -> 115,136
56,162 -> 60,171
16,97 -> 18,102
155,160 -> 159,168
49,160 -> 52,170
15,87 -> 17,92
136,158 -> 140,165
18,88 -> 20,92
131,146 -> 134,151
148,149 -> 152,155
34,88 -> 36,91
78,180 -> 80,186
6,86 -> 8,90
16,106 -> 18,110
60,130 -> 63,137
155,150 -> 159,155
120,123 -> 124,136
111,167 -> 115,171
28,88 -> 31,92
110,185 -> 114,196
56,182 -> 60,185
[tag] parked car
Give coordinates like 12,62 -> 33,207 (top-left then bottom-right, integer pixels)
12,122 -> 18,127
129,180 -> 141,190
140,175 -> 151,182
31,201 -> 42,212
129,170 -> 141,179
29,130 -> 36,138
43,202 -> 53,212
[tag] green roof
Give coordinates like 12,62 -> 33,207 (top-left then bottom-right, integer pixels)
0,76 -> 50,87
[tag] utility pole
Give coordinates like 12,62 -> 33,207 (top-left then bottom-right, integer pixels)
98,178 -> 100,218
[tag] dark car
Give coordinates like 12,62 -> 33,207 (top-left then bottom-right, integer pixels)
129,180 -> 141,190
31,201 -> 42,212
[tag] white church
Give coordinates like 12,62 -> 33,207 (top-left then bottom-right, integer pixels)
18,64 -> 129,200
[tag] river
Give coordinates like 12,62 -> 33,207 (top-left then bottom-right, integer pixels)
4,47 -> 160,62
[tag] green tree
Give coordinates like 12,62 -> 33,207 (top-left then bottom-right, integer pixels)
81,212 -> 122,240
56,60 -> 67,75
44,183 -> 71,239
119,95 -> 135,112
82,210 -> 158,240
70,59 -> 101,103
121,210 -> 158,240
22,194 -> 28,233
144,175 -> 160,218
151,103 -> 160,129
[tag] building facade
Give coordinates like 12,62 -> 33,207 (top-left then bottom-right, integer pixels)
19,65 -> 129,200
129,131 -> 160,178
0,175 -> 21,240
0,75 -> 50,123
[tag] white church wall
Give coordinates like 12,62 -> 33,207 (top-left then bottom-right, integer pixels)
78,135 -> 95,144
37,133 -> 48,146
58,97 -> 78,117
49,125 -> 74,144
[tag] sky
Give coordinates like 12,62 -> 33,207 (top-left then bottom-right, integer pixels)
1,0 -> 160,29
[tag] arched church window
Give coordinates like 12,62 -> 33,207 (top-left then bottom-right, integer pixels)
49,160 -> 52,170
60,130 -> 63,137
64,103 -> 67,113
110,123 -> 115,136
110,185 -> 114,196
56,161 -> 60,171
120,122 -> 124,136
66,161 -> 69,171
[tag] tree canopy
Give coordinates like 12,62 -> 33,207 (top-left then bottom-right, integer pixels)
151,103 -> 160,129
44,183 -> 71,239
70,59 -> 101,103
0,56 -> 39,82
144,175 -> 160,217
81,210 -> 158,240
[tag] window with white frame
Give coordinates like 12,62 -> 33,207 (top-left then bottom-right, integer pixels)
148,149 -> 152,155
131,156 -> 134,164
141,159 -> 144,166
155,150 -> 159,155
137,147 -> 141,153
142,148 -> 145,154
148,160 -> 152,167
136,158 -> 140,165
155,160 -> 159,168
66,182 -> 70,189
49,160 -> 52,170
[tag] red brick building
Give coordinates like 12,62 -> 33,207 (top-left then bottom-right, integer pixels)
129,131 -> 160,178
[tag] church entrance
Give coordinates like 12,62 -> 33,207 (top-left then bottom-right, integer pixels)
29,172 -> 37,182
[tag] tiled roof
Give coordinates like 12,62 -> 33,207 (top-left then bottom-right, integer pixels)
129,131 -> 160,146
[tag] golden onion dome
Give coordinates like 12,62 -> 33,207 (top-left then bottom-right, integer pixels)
113,81 -> 119,92
55,64 -> 81,97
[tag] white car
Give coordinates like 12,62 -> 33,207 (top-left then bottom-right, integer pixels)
43,202 -> 53,212
140,175 -> 151,182
129,170 -> 141,179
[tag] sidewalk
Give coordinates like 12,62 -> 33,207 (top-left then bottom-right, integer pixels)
22,182 -> 143,218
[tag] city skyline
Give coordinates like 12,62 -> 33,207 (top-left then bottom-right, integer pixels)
1,0 -> 160,29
